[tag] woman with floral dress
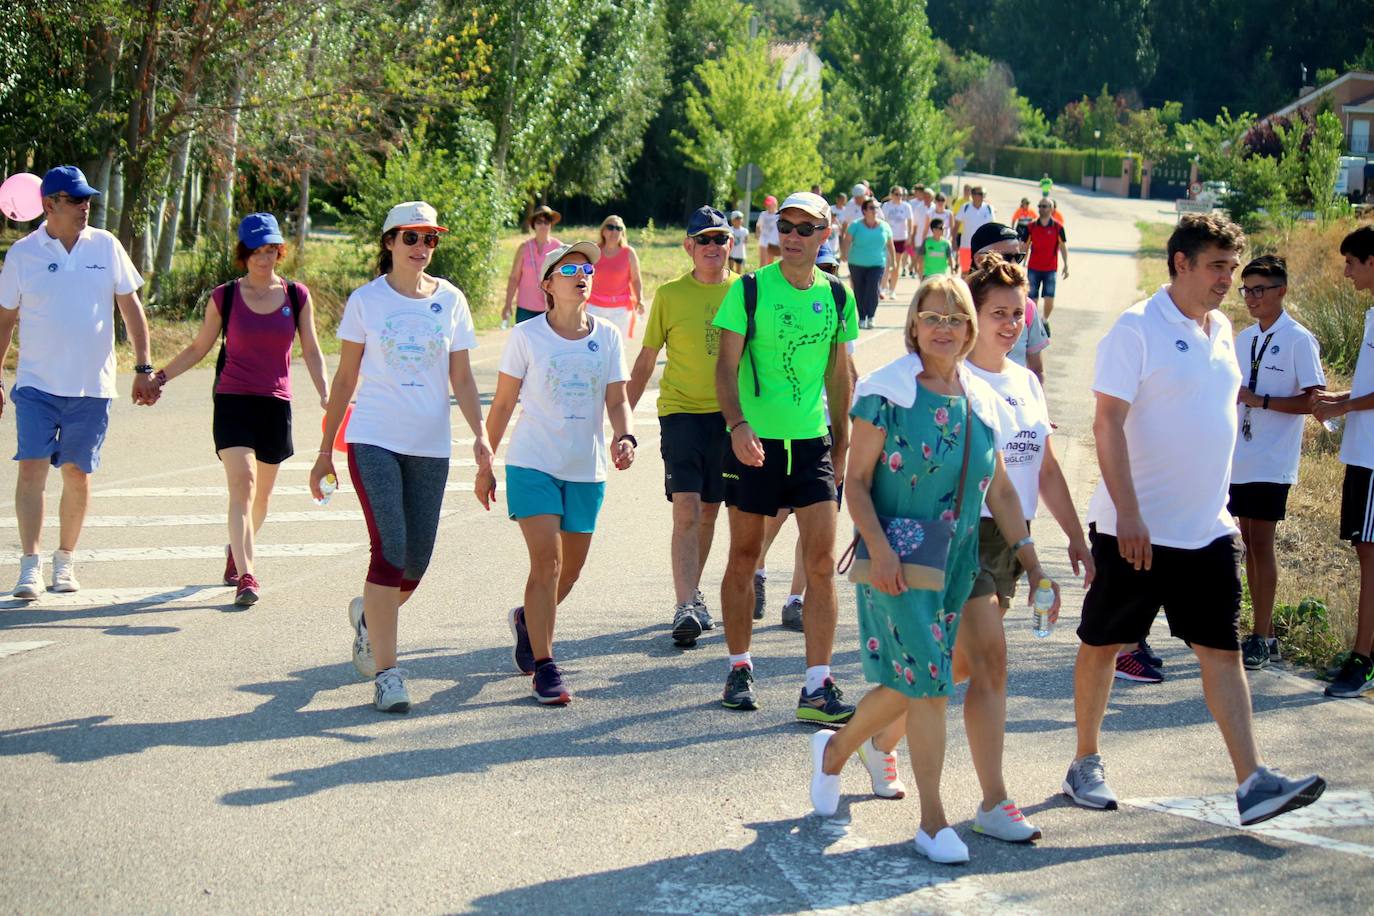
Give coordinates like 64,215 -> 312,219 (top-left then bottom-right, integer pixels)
806,274 -> 1060,865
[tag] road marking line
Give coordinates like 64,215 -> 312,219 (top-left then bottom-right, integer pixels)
0,641 -> 55,658
93,484 -> 469,498
57,543 -> 364,563
0,511 -> 366,528
277,460 -> 504,471
1124,790 -> 1374,860
0,585 -> 233,610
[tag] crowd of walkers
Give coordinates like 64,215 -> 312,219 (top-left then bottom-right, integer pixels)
4,165 -> 1374,864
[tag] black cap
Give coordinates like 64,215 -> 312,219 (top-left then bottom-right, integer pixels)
687,206 -> 729,237
970,222 -> 1020,254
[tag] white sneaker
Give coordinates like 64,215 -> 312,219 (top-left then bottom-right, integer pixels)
857,737 -> 907,799
348,597 -> 375,678
373,667 -> 410,713
914,826 -> 969,864
810,729 -> 841,817
973,799 -> 1042,842
13,554 -> 42,599
50,550 -> 80,593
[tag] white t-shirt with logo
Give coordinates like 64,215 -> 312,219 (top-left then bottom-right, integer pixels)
757,212 -> 780,247
337,275 -> 477,458
910,201 -> 931,243
967,360 -> 1052,520
955,202 -> 995,250
0,223 -> 143,398
1087,286 -> 1242,549
838,200 -> 864,228
1231,311 -> 1326,484
881,201 -> 913,241
500,314 -> 630,482
1342,307 -> 1374,470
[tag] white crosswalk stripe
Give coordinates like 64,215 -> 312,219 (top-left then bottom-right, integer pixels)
69,543 -> 363,562
93,483 -> 469,498
0,511 -> 367,528
1,585 -> 233,609
0,641 -> 55,658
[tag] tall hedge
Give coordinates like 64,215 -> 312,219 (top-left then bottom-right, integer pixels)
971,146 -> 1143,185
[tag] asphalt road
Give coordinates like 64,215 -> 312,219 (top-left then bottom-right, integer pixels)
2,175 -> 1371,913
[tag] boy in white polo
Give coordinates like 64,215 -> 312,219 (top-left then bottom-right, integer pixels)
0,166 -> 159,599
1063,214 -> 1325,827
1228,255 -> 1325,671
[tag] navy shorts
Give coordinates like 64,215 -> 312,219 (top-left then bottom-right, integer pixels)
723,434 -> 835,517
1027,268 -> 1057,300
12,386 -> 112,474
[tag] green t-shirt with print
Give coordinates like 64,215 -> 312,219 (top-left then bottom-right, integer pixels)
923,237 -> 952,275
712,262 -> 860,440
642,270 -> 737,416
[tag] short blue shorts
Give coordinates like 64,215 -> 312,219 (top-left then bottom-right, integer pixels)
1027,267 -> 1057,300
505,465 -> 607,533
12,386 -> 112,474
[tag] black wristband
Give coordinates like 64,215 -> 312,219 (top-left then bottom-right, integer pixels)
134,363 -> 154,375
617,433 -> 638,448
1262,394 -> 1270,410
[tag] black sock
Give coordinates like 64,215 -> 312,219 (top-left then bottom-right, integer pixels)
535,657 -> 554,669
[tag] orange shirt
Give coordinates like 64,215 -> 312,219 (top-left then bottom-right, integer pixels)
1012,207 -> 1036,225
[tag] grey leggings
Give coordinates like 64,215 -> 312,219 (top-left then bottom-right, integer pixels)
346,443 -> 449,589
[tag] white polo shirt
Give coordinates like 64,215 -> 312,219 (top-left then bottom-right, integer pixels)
1087,285 -> 1242,549
955,202 -> 995,250
881,200 -> 913,241
1341,306 -> 1374,471
0,223 -> 143,398
1231,311 -> 1326,484
910,200 -> 931,243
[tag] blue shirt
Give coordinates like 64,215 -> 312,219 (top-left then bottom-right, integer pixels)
846,220 -> 892,268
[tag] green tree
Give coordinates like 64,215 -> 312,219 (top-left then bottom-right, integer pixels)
1013,93 -> 1060,148
1118,102 -> 1182,163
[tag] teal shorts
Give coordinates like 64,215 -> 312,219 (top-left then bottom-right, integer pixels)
505,465 -> 607,533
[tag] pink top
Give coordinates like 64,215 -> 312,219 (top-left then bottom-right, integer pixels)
516,236 -> 562,313
587,245 -> 635,309
213,280 -> 304,400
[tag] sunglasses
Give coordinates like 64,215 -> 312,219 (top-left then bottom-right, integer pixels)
604,225 -> 624,232
977,250 -> 1027,265
553,263 -> 596,277
56,193 -> 92,207
399,230 -> 440,248
1239,284 -> 1282,298
693,234 -> 731,246
777,219 -> 827,237
917,311 -> 973,329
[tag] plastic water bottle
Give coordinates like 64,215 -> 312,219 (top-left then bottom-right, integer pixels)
1322,416 -> 1345,434
314,473 -> 337,507
500,319 -> 510,331
1031,578 -> 1056,638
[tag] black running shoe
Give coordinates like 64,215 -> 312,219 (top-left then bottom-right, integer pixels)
1137,637 -> 1163,668
671,602 -> 703,647
1241,633 -> 1270,670
1324,653 -> 1374,699
722,665 -> 758,710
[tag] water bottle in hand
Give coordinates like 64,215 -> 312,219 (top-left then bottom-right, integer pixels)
1322,416 -> 1344,434
1032,578 -> 1056,638
314,473 -> 337,507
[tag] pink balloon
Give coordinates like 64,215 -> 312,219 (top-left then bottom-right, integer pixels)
0,173 -> 43,222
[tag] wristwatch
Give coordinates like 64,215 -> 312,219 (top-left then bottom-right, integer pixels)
134,363 -> 154,375
1262,394 -> 1271,410
617,433 -> 638,449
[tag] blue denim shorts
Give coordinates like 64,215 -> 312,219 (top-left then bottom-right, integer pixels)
505,465 -> 607,533
12,386 -> 112,473
1027,268 -> 1057,300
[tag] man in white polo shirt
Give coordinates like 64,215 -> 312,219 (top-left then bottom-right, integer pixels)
1062,213 -> 1325,827
1228,255 -> 1325,671
0,166 -> 158,598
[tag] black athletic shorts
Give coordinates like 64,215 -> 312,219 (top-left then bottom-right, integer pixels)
723,433 -> 835,517
212,393 -> 294,465
660,411 -> 727,503
1227,482 -> 1291,522
1340,463 -> 1374,544
1077,524 -> 1243,651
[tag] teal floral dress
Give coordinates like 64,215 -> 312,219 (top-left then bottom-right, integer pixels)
850,386 -> 997,699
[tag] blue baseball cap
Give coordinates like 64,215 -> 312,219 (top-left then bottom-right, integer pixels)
686,206 -> 729,237
815,242 -> 839,267
41,165 -> 101,198
238,212 -> 285,248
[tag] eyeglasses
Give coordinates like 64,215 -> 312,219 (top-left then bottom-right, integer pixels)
693,234 -> 731,246
1037,205 -> 1052,210
777,219 -> 827,237
604,225 -> 624,232
400,230 -> 439,248
917,311 -> 973,328
56,193 -> 92,207
554,263 -> 596,277
1239,284 -> 1281,298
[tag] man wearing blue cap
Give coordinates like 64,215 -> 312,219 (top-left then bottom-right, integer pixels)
627,206 -> 737,648
0,165 -> 158,598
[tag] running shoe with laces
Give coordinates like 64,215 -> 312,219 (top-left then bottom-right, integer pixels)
781,596 -> 804,631
234,572 -> 260,606
693,588 -> 715,630
973,799 -> 1042,842
722,664 -> 758,711
671,602 -> 703,647
1323,653 -> 1374,699
50,549 -> 80,593
373,667 -> 410,713
348,596 -> 375,677
1268,637 -> 1281,661
223,544 -> 239,586
856,737 -> 906,799
508,606 -> 535,675
1062,753 -> 1118,810
1114,649 -> 1164,683
532,661 -> 571,705
1136,637 -> 1163,667
12,554 -> 41,600
1241,633 -> 1271,670
796,678 -> 855,724
810,730 -> 841,816
752,573 -> 766,620
1237,766 -> 1325,825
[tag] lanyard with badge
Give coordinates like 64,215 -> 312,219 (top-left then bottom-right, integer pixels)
1241,331 -> 1276,442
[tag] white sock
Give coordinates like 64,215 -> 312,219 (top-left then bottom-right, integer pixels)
787,593 -> 804,606
729,652 -> 752,670
805,665 -> 831,693
54,549 -> 73,561
1238,767 -> 1266,793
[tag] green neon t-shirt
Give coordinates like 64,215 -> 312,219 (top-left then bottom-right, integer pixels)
923,237 -> 952,275
712,262 -> 860,440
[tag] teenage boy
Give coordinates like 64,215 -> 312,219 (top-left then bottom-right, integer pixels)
628,207 -> 737,648
922,218 -> 952,277
1229,256 -> 1325,671
1064,213 -> 1326,826
713,191 -> 858,721
1314,225 -> 1374,698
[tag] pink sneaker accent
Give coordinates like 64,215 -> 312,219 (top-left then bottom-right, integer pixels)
223,545 -> 239,586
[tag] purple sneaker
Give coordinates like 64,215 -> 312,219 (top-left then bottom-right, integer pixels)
508,606 -> 535,675
532,661 -> 570,705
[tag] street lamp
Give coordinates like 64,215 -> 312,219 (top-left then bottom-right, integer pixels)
1093,129 -> 1102,193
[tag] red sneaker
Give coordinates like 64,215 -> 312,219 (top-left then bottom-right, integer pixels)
235,573 -> 260,607
223,545 -> 239,586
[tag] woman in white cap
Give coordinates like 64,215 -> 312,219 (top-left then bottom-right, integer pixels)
586,214 -> 644,339
477,240 -> 636,706
502,204 -> 563,325
154,212 -> 329,607
311,201 -> 492,713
